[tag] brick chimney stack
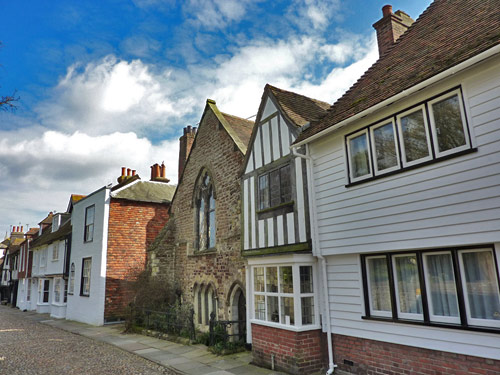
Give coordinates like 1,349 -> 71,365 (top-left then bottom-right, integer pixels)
178,126 -> 197,179
373,5 -> 414,57
150,162 -> 170,183
117,166 -> 139,185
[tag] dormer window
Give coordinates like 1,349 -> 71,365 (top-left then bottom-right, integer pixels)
196,171 -> 216,251
52,215 -> 61,232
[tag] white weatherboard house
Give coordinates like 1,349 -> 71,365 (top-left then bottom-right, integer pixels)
66,186 -> 110,326
292,1 -> 500,374
241,84 -> 331,374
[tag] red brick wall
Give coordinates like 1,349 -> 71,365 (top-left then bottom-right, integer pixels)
333,334 -> 500,375
251,323 -> 325,375
105,199 -> 169,321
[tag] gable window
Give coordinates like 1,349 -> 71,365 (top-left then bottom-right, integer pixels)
258,164 -> 292,210
84,205 -> 95,242
80,257 -> 92,296
196,171 -> 216,251
252,263 -> 317,328
69,263 -> 75,294
346,87 -> 472,184
362,246 -> 500,330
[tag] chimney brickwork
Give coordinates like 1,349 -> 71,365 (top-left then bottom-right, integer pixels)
178,126 -> 197,180
373,5 -> 414,57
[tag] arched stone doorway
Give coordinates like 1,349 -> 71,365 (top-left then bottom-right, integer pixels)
229,284 -> 246,342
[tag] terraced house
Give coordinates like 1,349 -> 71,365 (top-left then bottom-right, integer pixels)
290,1 -> 500,374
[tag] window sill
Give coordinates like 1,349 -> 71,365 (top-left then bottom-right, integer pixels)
52,302 -> 67,307
361,315 -> 500,334
79,294 -> 90,298
189,248 -> 217,257
257,201 -> 294,215
251,319 -> 321,332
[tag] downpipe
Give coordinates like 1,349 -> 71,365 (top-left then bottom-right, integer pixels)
292,145 -> 337,375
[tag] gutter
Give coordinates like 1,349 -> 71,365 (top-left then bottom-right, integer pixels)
292,146 -> 337,375
294,43 -> 500,148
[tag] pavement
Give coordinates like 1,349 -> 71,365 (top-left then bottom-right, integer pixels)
18,309 -> 287,375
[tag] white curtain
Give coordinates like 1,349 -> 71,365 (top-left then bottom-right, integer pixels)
426,253 -> 459,317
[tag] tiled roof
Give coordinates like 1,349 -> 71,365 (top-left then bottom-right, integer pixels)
297,0 -> 500,143
267,85 -> 330,127
30,220 -> 71,248
71,194 -> 86,204
112,180 -> 176,204
26,228 -> 39,236
8,237 -> 25,254
220,112 -> 254,149
38,212 -> 54,225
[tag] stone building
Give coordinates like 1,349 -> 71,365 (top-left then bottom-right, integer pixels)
149,99 -> 253,331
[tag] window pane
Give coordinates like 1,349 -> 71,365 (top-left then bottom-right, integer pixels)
266,267 -> 278,293
280,165 -> 292,203
349,133 -> 370,178
400,109 -> 429,162
461,250 -> 500,321
208,209 -> 216,248
270,169 -> 281,207
280,297 -> 294,325
367,257 -> 392,313
373,122 -> 398,171
254,267 -> 264,292
43,280 -> 50,303
54,279 -> 60,303
258,175 -> 269,210
255,295 -> 265,320
394,255 -> 422,316
432,94 -> 466,153
267,296 -> 279,322
424,253 -> 459,319
301,297 -> 315,325
300,266 -> 313,294
86,206 -> 94,224
279,266 -> 293,293
198,198 -> 206,249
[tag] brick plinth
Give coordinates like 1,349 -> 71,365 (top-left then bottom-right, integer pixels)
333,334 -> 500,375
105,199 -> 169,321
251,324 -> 325,375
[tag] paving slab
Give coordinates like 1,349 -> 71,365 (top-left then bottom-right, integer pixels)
134,347 -> 162,355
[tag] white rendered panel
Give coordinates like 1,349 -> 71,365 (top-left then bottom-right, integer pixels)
280,116 -> 290,156
286,212 -> 295,244
277,215 -> 285,246
271,116 -> 280,161
250,176 -> 256,248
254,128 -> 263,169
243,179 -> 249,250
295,158 -> 306,242
262,121 -> 272,166
262,97 -> 277,120
258,220 -> 265,248
267,218 -> 274,247
245,151 -> 254,174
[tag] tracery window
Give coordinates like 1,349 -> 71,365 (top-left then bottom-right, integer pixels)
196,171 -> 216,250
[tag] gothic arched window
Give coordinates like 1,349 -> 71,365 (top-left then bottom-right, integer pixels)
196,171 -> 216,250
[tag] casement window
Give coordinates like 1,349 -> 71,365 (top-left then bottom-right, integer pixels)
39,279 -> 50,304
40,249 -> 47,268
196,171 -> 216,251
80,257 -> 92,297
63,279 -> 68,303
346,87 -> 472,184
26,279 -> 31,302
252,264 -> 317,328
362,247 -> 500,330
193,284 -> 217,326
84,205 -> 95,243
258,164 -> 292,210
53,278 -> 61,304
69,263 -> 75,294
52,244 -> 58,261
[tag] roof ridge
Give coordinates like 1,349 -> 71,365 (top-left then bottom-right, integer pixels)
220,111 -> 254,124
267,84 -> 330,107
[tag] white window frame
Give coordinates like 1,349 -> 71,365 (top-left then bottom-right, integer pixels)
40,249 -> 47,268
346,128 -> 372,183
392,253 -> 424,321
81,257 -> 91,297
52,244 -> 59,261
249,256 -> 320,331
365,255 -> 392,318
26,278 -> 31,302
458,248 -> 500,329
38,279 -> 50,305
396,104 -> 433,168
69,263 -> 75,295
84,205 -> 95,243
370,119 -> 400,175
428,89 -> 470,158
53,277 -> 61,304
422,251 -> 461,324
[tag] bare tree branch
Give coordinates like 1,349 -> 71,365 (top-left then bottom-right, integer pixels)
0,90 -> 19,111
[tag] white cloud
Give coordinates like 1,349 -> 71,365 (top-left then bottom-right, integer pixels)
288,0 -> 342,32
183,0 -> 254,29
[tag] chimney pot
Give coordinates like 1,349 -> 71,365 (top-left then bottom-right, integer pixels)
132,170 -> 136,176
160,163 -> 166,178
127,168 -> 131,176
20,226 -> 23,232
154,164 -> 160,179
382,4 -> 393,17
121,167 -> 126,176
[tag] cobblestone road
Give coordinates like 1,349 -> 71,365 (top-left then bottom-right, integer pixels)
0,306 -> 173,375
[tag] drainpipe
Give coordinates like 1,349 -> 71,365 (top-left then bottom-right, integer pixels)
292,145 -> 336,375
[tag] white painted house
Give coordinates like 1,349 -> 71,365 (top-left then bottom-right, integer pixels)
241,84 -> 331,374
293,1 -> 500,374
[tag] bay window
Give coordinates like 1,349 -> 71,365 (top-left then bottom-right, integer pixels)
252,263 -> 317,328
346,87 -> 472,184
362,246 -> 500,330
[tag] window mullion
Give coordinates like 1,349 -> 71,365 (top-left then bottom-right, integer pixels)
386,254 -> 398,319
293,265 -> 301,327
416,252 -> 430,323
452,251 -> 468,327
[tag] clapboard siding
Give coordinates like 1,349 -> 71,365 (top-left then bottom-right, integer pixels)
309,60 -> 500,255
325,252 -> 500,360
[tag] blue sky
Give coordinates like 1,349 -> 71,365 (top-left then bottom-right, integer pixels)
0,0 -> 432,237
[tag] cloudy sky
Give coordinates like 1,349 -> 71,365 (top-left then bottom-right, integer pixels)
0,0 -> 431,237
